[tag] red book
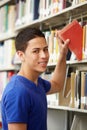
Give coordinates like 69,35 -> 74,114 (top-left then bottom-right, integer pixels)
58,20 -> 83,60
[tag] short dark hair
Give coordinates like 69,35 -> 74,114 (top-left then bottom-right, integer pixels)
15,27 -> 45,52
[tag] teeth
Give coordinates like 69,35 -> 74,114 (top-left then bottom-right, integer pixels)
39,62 -> 47,64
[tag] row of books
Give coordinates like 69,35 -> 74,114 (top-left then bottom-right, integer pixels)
0,0 -> 86,34
72,0 -> 86,5
41,72 -> 59,106
15,0 -> 69,27
0,4 -> 16,34
0,39 -> 16,68
45,30 -> 59,64
39,0 -> 67,18
58,19 -> 87,61
67,70 -> 87,110
0,0 -> 68,30
45,21 -> 87,64
0,20 -> 87,67
15,0 -> 40,27
41,71 -> 70,107
41,67 -> 87,110
0,71 -> 15,101
14,0 -> 86,27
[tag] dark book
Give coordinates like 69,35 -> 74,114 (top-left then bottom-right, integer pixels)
33,0 -> 40,20
66,49 -> 72,60
75,70 -> 81,109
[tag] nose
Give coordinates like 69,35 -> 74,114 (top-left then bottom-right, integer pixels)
40,51 -> 46,58
40,50 -> 48,58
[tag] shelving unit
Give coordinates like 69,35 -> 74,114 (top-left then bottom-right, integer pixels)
47,105 -> 87,130
47,61 -> 87,130
0,0 -> 87,130
48,105 -> 87,113
0,32 -> 16,42
0,66 -> 15,72
15,1 -> 87,31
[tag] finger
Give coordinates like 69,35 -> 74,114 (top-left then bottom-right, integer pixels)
55,30 -> 61,37
64,39 -> 70,46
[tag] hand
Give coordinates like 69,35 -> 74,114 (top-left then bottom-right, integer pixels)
55,30 -> 70,59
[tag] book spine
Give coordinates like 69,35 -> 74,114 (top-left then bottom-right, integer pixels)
81,71 -> 85,109
69,72 -> 75,108
84,73 -> 87,109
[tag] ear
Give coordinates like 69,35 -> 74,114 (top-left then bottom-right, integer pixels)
17,51 -> 25,62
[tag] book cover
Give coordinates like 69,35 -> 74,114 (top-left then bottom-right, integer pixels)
81,71 -> 86,109
63,65 -> 71,97
8,5 -> 16,32
82,25 -> 86,59
60,66 -> 71,107
75,70 -> 81,108
48,30 -> 55,63
84,72 -> 87,109
33,0 -> 40,20
71,114 -> 87,130
69,72 -> 75,108
84,24 -> 87,59
58,19 -> 83,60
70,115 -> 80,130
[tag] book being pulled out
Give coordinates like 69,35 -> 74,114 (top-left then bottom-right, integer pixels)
58,20 -> 83,61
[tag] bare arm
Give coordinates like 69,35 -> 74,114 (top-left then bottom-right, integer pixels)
8,123 -> 27,130
48,31 -> 70,94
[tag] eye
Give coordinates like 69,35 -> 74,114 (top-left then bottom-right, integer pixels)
33,50 -> 39,54
44,48 -> 49,52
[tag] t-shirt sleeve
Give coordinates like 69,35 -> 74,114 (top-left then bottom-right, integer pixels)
39,77 -> 51,93
4,84 -> 30,123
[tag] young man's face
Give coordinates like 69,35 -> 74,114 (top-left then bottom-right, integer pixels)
20,37 -> 49,74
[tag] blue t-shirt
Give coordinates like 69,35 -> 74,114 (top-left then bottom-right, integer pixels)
1,75 -> 51,130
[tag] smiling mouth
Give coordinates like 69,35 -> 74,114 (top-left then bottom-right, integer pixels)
38,61 -> 48,66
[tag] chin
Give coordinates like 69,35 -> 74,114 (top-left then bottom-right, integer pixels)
39,70 -> 45,74
35,67 -> 47,74
38,69 -> 46,74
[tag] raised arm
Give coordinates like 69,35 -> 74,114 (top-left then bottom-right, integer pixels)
48,31 -> 70,94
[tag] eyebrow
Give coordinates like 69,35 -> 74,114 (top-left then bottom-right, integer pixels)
32,45 -> 48,50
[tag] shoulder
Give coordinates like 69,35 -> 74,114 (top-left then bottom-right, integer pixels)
2,75 -> 30,104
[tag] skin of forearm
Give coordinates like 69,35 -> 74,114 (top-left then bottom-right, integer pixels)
50,55 -> 66,93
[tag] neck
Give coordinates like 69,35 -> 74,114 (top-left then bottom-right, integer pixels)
18,67 -> 39,85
